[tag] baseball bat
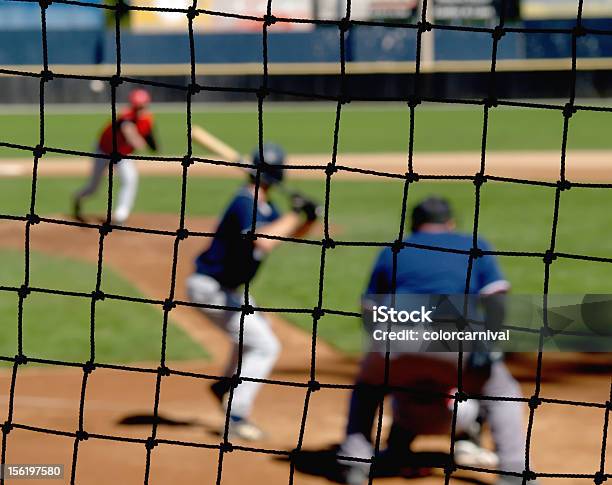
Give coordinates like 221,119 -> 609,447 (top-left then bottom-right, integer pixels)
192,125 -> 241,163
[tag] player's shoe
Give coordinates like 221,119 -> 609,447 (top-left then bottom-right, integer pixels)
454,439 -> 499,468
337,457 -> 428,485
72,197 -> 85,223
226,416 -> 265,441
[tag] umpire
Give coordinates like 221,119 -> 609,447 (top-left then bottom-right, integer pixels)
337,196 -> 537,485
187,144 -> 318,441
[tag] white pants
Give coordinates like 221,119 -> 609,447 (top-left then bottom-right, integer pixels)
186,273 -> 280,419
75,155 -> 139,224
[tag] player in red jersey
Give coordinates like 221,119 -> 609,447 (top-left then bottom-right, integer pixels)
72,88 -> 158,225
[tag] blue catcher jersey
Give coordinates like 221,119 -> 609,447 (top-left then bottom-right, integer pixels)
195,187 -> 280,288
366,231 -> 509,296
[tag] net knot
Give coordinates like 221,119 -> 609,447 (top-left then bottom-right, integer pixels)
470,247 -> 484,259
418,21 -> 433,33
528,395 -> 542,410
99,222 -> 113,236
322,237 -> 335,249
339,17 -> 352,32
540,326 -> 555,338
407,96 -> 421,108
38,0 -> 51,9
391,239 -> 403,254
593,471 -> 606,484
182,155 -> 193,168
473,173 -> 487,187
27,213 -> 40,225
241,303 -> 255,315
163,299 -> 176,311
186,5 -> 199,20
109,75 -> 122,88
312,307 -> 325,320
229,374 -> 242,389
523,470 -> 538,481
220,441 -> 234,453
454,390 -> 468,402
543,250 -> 556,264
563,102 -> 576,119
444,462 -> 457,474
15,354 -> 28,366
145,437 -> 157,450
83,361 -> 96,374
188,83 -> 201,95
573,24 -> 587,37
257,87 -> 269,100
110,152 -> 122,164
76,430 -> 89,441
158,365 -> 171,377
18,285 -> 30,299
176,228 -> 189,240
1,421 -> 13,435
492,26 -> 506,41
33,145 -> 46,159
484,96 -> 498,108
263,14 -> 277,26
40,69 -> 53,82
405,172 -> 419,183
557,179 -> 572,191
115,0 -> 129,17
92,290 -> 105,301
308,380 -> 321,392
325,163 -> 338,176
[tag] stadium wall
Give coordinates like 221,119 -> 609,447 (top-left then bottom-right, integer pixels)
3,15 -> 612,103
4,22 -> 612,66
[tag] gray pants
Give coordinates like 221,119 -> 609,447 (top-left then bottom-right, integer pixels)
75,154 -> 139,224
341,352 -> 526,472
187,273 -> 280,419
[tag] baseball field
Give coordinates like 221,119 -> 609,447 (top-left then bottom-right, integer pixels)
3,102 -> 612,156
0,102 -> 611,484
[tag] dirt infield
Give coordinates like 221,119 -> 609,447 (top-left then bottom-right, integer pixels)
0,215 -> 610,484
1,149 -> 612,182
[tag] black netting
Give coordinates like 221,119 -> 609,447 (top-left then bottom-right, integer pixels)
0,0 -> 611,484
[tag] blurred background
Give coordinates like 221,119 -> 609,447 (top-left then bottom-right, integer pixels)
2,0 -> 612,103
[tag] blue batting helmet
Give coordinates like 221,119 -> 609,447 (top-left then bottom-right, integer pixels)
251,143 -> 285,186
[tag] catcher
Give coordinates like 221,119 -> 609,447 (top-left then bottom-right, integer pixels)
187,143 -> 319,441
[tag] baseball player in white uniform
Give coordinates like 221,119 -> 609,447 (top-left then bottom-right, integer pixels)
187,144 -> 319,440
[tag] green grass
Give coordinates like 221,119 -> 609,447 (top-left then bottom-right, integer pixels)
2,175 -> 611,353
2,104 -> 612,157
0,250 -> 208,364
